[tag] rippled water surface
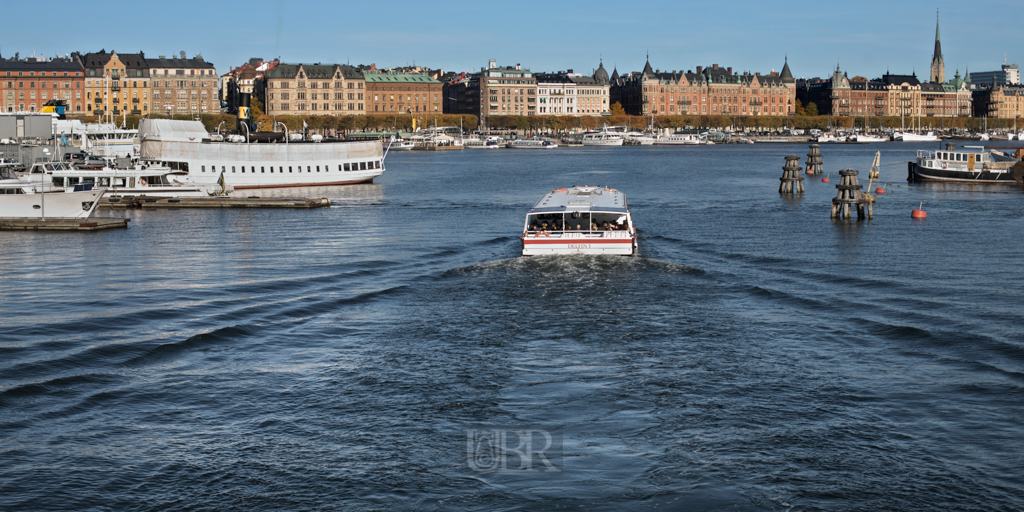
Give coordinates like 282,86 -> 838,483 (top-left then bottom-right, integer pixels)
2,142 -> 1024,511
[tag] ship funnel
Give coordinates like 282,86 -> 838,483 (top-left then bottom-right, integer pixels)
237,92 -> 252,133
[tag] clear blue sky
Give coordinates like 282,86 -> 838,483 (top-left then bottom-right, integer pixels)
4,0 -> 1021,80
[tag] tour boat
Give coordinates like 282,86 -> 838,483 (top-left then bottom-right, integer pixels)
507,138 -> 558,149
653,133 -> 703,145
521,185 -> 637,256
137,119 -> 385,189
816,132 -> 846,143
1,165 -> 107,218
907,146 -> 1019,183
581,128 -> 625,146
464,135 -> 503,148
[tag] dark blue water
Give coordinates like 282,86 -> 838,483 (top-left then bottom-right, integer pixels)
2,142 -> 1024,511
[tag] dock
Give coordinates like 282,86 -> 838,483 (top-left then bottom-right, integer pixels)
103,197 -> 331,209
0,217 -> 129,231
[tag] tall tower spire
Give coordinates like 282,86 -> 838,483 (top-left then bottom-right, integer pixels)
930,9 -> 945,83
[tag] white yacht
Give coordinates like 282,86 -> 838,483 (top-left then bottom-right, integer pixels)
1,165 -> 106,218
816,132 -> 846,143
507,138 -> 558,149
138,119 -> 385,189
893,131 -> 939,142
581,128 -> 625,146
385,138 -> 415,151
521,186 -> 636,256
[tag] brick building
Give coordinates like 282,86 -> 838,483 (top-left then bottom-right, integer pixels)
612,58 -> 796,117
264,63 -> 365,116
0,54 -> 86,114
535,63 -> 610,116
147,52 -> 218,116
973,84 -> 1024,119
364,72 -> 442,114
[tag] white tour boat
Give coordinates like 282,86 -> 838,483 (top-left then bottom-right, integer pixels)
47,165 -> 226,198
653,133 -> 703,145
138,119 -> 385,189
1,165 -> 107,218
848,134 -> 887,143
463,135 -> 503,148
507,138 -> 558,149
521,185 -> 637,256
385,138 -> 415,151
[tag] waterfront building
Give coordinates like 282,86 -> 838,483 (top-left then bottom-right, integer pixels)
263,63 -> 365,116
797,66 -> 971,118
972,84 -> 1024,119
80,50 -> 150,118
445,61 -> 536,127
364,72 -> 442,114
611,58 -> 796,117
147,52 -> 218,116
0,53 -> 85,114
536,64 -> 610,116
970,62 -> 1020,87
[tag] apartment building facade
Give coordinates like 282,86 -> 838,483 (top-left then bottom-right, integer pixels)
0,55 -> 86,114
264,63 -> 365,116
147,52 -> 218,116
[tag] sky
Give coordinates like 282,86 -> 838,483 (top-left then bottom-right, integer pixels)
3,0 -> 1021,81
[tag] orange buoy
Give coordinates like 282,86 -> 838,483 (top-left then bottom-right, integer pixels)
821,176 -> 831,183
806,169 -> 815,175
911,201 -> 927,219
875,187 -> 886,194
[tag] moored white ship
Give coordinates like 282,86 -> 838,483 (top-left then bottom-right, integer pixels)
521,185 -> 637,256
138,119 -> 385,189
653,133 -> 704,145
581,128 -> 625,146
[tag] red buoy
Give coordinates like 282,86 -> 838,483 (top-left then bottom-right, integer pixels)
822,177 -> 831,183
911,201 -> 926,219
806,169 -> 815,175
875,187 -> 886,194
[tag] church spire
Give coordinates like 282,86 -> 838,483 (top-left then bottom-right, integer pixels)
930,9 -> 945,83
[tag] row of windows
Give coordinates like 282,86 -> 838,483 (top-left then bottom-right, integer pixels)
6,91 -> 79,100
88,68 -> 146,77
5,103 -> 84,112
2,81 -> 78,89
270,81 -> 363,89
85,80 -> 148,88
273,103 -> 363,111
200,161 -> 381,173
4,71 -> 81,77
374,105 -> 438,112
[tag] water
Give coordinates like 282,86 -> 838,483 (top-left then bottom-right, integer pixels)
2,142 -> 1024,511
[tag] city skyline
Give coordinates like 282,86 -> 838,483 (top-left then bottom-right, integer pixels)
2,0 -> 1021,80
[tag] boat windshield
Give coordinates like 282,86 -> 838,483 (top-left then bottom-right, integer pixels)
526,212 -> 629,232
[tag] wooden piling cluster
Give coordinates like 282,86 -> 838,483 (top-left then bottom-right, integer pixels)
779,156 -> 805,193
830,168 -> 873,220
806,144 -> 823,174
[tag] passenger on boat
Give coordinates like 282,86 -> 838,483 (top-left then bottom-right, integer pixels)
530,222 -> 539,231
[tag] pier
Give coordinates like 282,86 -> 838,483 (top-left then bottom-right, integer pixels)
0,217 -> 129,231
103,197 -> 331,209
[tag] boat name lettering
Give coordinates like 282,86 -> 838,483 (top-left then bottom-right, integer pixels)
568,244 -> 591,249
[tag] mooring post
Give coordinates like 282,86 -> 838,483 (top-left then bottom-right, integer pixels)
831,168 -> 872,220
779,156 -> 804,194
806,144 -> 823,174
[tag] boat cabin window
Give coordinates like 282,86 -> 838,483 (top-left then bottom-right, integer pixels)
339,165 -> 343,171
344,163 -> 351,171
307,166 -> 311,173
375,161 -> 381,169
232,166 -> 236,173
289,166 -> 293,173
201,165 -> 206,172
360,162 -> 367,170
261,167 -> 265,173
316,166 -> 320,172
